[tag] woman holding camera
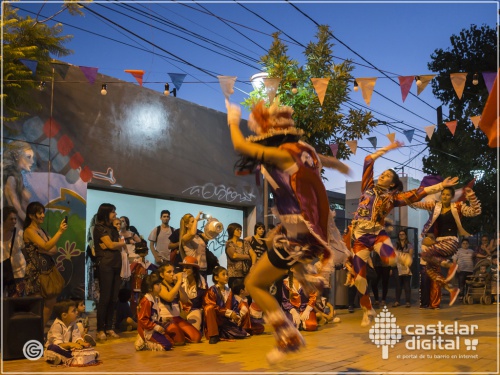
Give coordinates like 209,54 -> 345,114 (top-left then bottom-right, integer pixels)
179,212 -> 210,279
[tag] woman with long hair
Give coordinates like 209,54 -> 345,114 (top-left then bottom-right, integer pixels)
23,201 -> 67,327
3,141 -> 35,229
247,222 -> 268,262
178,212 -> 209,278
179,256 -> 207,331
225,222 -> 255,289
393,229 -> 414,307
1,206 -> 26,297
93,203 -> 125,341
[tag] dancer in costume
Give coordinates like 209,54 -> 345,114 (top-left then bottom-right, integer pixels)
226,99 -> 350,363
411,186 -> 481,306
347,142 -> 458,326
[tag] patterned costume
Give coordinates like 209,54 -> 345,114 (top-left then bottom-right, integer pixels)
281,277 -> 317,332
180,275 -> 207,331
135,293 -> 173,351
130,259 -> 157,317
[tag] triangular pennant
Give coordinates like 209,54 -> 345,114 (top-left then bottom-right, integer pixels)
386,133 -> 396,143
470,116 -> 481,129
79,66 -> 99,85
356,77 -> 377,106
346,140 -> 358,155
168,73 -> 187,91
19,59 -> 38,75
403,129 -> 415,143
51,63 -> 70,80
482,71 -> 497,93
217,75 -> 237,100
124,69 -> 145,86
329,143 -> 339,158
456,179 -> 476,203
445,120 -> 457,136
263,78 -> 281,104
311,78 -> 330,106
417,74 -> 436,96
450,72 -> 467,99
424,125 -> 436,140
367,136 -> 377,149
398,76 -> 414,102
479,68 -> 500,147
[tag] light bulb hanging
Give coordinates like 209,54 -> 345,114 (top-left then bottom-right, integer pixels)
291,82 -> 298,94
164,83 -> 170,96
415,76 -> 422,86
101,84 -> 107,96
353,80 -> 359,92
472,73 -> 479,86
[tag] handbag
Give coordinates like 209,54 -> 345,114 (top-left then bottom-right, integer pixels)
1,228 -> 16,285
39,265 -> 65,299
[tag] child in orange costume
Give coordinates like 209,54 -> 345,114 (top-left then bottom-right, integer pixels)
231,280 -> 264,335
281,270 -> 318,332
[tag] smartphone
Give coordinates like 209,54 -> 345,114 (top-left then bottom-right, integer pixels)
63,216 -> 68,224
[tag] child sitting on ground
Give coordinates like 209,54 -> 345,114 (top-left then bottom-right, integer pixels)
231,280 -> 264,335
71,298 -> 96,346
130,241 -> 158,318
44,300 -> 99,366
315,296 -> 340,326
115,288 -> 138,332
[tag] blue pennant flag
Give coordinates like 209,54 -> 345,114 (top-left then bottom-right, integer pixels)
367,136 -> 377,149
19,59 -> 38,75
168,73 -> 187,91
403,129 -> 415,143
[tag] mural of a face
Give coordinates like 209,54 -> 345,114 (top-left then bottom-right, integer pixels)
18,149 -> 35,172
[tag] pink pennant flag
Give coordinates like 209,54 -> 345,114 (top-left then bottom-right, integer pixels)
217,75 -> 237,100
356,78 -> 377,106
398,76 -> 414,102
346,140 -> 358,155
263,78 -> 281,104
311,78 -> 330,106
79,66 -> 99,84
445,120 -> 457,136
125,70 -> 145,86
450,73 -> 467,99
329,143 -> 339,158
424,125 -> 436,140
470,116 -> 481,129
386,133 -> 396,143
417,75 -> 436,96
482,71 -> 497,93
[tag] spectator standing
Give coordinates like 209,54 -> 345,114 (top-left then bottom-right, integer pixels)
178,212 -> 210,278
453,238 -> 475,300
119,216 -> 142,260
246,222 -> 268,261
225,222 -> 255,289
148,210 -> 175,264
393,230 -> 414,307
474,235 -> 493,264
371,251 -> 391,307
1,206 -> 26,297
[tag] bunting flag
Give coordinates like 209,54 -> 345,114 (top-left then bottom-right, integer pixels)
424,125 -> 436,140
445,120 -> 457,136
168,73 -> 187,91
19,59 -> 38,75
479,68 -> 499,147
263,78 -> 280,104
450,72 -> 467,99
311,77 -> 330,106
455,179 -> 476,203
346,140 -> 358,155
470,116 -> 481,129
217,75 -> 237,99
482,71 -> 497,93
124,70 -> 145,86
52,63 -> 70,80
398,76 -> 414,102
356,77 -> 377,105
367,136 -> 377,149
79,66 -> 99,85
417,74 -> 435,96
386,133 -> 396,143
403,129 -> 415,143
329,143 -> 339,158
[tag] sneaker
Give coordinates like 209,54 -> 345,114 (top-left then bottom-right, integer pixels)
96,331 -> 107,341
445,263 -> 458,283
44,350 -> 62,365
373,300 -> 380,307
392,302 -> 400,307
360,308 -> 376,327
381,300 -> 386,307
419,305 -> 429,309
348,305 -> 354,313
448,288 -> 460,306
333,317 -> 341,323
405,303 -> 411,308
84,334 -> 97,346
209,335 -> 220,344
106,330 -> 120,338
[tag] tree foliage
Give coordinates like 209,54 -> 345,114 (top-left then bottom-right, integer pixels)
423,24 -> 498,234
242,25 -> 377,160
1,2 -> 78,124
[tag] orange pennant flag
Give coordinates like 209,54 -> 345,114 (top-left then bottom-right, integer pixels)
346,140 -> 358,155
479,68 -> 500,147
386,133 -> 396,143
263,78 -> 280,104
450,73 -> 467,99
311,78 -> 330,106
217,75 -> 237,100
124,69 -> 145,86
470,116 -> 481,129
417,75 -> 436,96
398,76 -> 414,102
356,78 -> 377,106
445,120 -> 457,136
424,125 -> 436,140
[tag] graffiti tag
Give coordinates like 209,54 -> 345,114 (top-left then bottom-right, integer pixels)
182,183 -> 255,203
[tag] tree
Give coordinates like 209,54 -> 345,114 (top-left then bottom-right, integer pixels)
1,2 -> 83,125
242,25 -> 377,160
423,24 -> 498,234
